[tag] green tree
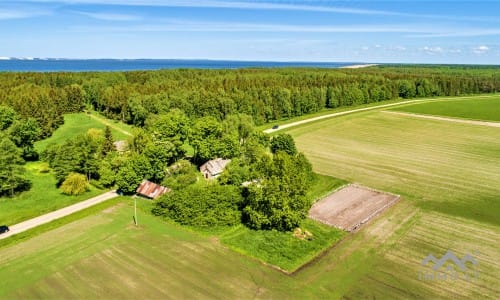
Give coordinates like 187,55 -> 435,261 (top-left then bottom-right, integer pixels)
0,105 -> 17,130
115,154 -> 153,194
60,173 -> 89,195
242,152 -> 313,231
102,126 -> 115,155
115,164 -> 143,194
0,135 -> 31,196
270,134 -> 297,156
161,160 -> 198,190
152,185 -> 243,227
97,160 -> 116,188
9,118 -> 42,160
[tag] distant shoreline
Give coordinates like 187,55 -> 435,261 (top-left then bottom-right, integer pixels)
341,64 -> 379,69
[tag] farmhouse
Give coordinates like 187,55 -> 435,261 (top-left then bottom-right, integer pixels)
136,180 -> 170,199
200,158 -> 231,180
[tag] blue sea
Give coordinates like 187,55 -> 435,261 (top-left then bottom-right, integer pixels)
0,59 -> 359,72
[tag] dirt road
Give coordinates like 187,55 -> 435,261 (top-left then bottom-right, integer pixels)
263,95 -> 498,133
0,191 -> 119,240
383,111 -> 500,128
88,113 -> 132,136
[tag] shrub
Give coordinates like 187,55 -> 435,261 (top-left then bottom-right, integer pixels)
152,184 -> 243,227
60,173 -> 89,195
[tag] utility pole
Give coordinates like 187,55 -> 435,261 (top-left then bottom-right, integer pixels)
134,197 -> 138,226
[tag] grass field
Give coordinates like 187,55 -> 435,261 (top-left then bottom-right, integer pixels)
35,112 -> 132,152
281,106 -> 500,298
0,162 -> 103,225
0,200 -> 339,299
1,96 -> 499,298
392,95 -> 500,122
286,110 -> 500,226
1,112 -> 132,225
1,198 -> 497,298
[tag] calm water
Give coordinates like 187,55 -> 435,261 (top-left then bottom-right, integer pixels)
0,59 -> 358,72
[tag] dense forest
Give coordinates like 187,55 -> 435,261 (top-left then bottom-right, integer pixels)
1,66 -> 498,138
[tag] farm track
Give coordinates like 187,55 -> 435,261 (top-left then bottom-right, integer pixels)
264,94 -> 499,133
383,110 -> 500,128
88,113 -> 132,136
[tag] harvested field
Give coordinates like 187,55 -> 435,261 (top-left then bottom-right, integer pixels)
309,185 -> 400,231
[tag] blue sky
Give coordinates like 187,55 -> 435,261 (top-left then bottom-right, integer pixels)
1,1 -> 499,63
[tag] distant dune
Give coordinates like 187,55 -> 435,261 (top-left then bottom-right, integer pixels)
341,64 -> 379,69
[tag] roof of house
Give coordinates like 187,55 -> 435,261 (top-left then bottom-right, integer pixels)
200,158 -> 231,176
113,140 -> 128,152
136,180 -> 170,199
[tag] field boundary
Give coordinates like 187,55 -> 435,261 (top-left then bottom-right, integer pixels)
383,110 -> 500,128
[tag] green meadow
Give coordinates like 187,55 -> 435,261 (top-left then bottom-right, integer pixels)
1,112 -> 132,225
35,112 -> 132,152
392,95 -> 500,122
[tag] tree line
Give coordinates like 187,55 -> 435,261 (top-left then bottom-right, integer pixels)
1,66 -> 498,138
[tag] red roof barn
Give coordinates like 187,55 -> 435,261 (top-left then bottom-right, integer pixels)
136,180 -> 170,199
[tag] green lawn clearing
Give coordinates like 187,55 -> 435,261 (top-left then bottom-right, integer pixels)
35,112 -> 132,152
0,162 -> 103,225
391,95 -> 500,122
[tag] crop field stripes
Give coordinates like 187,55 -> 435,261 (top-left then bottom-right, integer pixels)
382,110 -> 500,128
378,212 -> 500,299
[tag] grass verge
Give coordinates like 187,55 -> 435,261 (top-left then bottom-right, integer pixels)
220,219 -> 345,273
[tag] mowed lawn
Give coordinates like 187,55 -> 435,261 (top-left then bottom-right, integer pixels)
391,95 -> 500,122
35,112 -> 132,152
283,109 -> 500,298
0,162 -> 103,225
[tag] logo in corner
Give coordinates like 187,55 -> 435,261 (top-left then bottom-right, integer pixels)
419,250 -> 478,282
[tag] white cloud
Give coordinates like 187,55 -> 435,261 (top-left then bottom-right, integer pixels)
22,0 -> 497,21
409,29 -> 500,38
472,45 -> 490,54
421,46 -> 444,55
22,0 -> 406,16
70,21 -> 441,34
0,8 -> 49,20
387,46 -> 406,51
74,11 -> 141,21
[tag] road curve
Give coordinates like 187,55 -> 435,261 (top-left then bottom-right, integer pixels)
0,191 -> 119,240
263,95 -> 498,133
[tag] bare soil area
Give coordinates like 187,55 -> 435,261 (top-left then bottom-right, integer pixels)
309,185 -> 400,231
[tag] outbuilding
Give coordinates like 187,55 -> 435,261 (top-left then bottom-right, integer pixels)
136,180 -> 170,199
200,158 -> 231,180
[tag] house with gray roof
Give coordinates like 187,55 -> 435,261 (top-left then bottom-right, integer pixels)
200,158 -> 231,180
